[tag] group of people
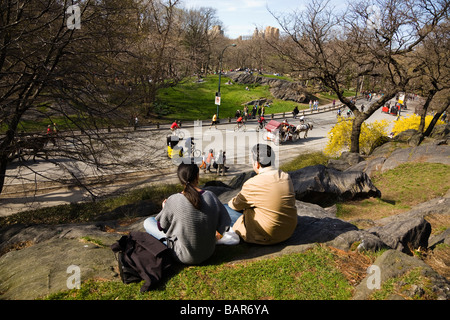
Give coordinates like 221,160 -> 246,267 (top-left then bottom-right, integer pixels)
199,149 -> 228,176
235,104 -> 267,121
309,100 -> 319,111
143,143 -> 298,265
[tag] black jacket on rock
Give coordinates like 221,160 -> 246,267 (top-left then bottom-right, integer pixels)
111,231 -> 173,292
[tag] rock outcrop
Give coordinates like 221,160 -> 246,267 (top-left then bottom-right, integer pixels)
342,142 -> 450,176
1,138 -> 449,300
211,165 -> 382,207
288,165 -> 381,205
228,72 -> 316,104
353,250 -> 450,300
1,182 -> 448,299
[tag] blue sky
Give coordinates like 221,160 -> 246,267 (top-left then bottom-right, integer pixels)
180,0 -> 348,39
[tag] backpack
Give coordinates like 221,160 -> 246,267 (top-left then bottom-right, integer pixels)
111,231 -> 173,292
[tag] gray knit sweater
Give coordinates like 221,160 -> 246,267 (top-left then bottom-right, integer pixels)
155,190 -> 231,264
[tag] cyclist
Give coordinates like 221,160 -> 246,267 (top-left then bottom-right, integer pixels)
170,120 -> 180,133
236,116 -> 244,128
257,115 -> 266,129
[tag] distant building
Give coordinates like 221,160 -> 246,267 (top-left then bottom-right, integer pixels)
264,26 -> 279,39
209,25 -> 224,37
237,26 -> 279,40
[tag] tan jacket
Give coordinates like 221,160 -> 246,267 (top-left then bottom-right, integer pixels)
228,167 -> 297,245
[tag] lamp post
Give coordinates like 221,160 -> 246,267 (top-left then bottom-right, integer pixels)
216,43 -> 236,119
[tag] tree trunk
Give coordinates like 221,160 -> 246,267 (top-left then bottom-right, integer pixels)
350,115 -> 365,154
0,155 -> 8,195
423,102 -> 450,137
418,90 -> 436,133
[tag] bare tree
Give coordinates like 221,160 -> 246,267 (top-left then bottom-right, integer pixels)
411,21 -> 450,138
269,0 -> 449,153
130,0 -> 193,117
0,0 -> 181,196
180,7 -> 222,78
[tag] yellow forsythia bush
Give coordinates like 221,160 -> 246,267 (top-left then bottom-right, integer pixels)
392,114 -> 445,134
325,117 -> 389,157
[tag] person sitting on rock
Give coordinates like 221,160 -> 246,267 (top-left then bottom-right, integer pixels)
224,143 -> 297,245
143,163 -> 231,265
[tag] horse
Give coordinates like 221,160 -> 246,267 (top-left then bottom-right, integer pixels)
11,135 -> 50,162
295,122 -> 314,139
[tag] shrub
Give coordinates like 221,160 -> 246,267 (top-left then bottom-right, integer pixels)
325,117 -> 389,157
392,114 -> 445,134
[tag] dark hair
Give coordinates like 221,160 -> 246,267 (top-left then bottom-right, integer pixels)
177,163 -> 201,210
251,143 -> 274,168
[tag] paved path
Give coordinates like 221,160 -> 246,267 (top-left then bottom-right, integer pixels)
0,97 -> 419,216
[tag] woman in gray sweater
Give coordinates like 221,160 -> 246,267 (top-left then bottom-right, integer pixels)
143,163 -> 231,265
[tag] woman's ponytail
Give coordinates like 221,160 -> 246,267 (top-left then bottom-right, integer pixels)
177,163 -> 201,210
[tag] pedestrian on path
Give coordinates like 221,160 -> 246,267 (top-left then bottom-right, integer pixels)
199,152 -> 206,170
209,114 -> 218,129
205,149 -> 214,173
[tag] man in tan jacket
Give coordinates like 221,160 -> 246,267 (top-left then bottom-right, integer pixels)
226,144 -> 297,245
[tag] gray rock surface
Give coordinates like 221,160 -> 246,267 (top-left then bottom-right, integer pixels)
288,165 -> 381,205
0,237 -> 118,300
368,217 -> 432,254
345,143 -> 450,176
353,250 -> 450,300
327,152 -> 365,171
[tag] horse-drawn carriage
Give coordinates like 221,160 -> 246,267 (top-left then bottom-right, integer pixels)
382,102 -> 406,116
262,119 -> 313,145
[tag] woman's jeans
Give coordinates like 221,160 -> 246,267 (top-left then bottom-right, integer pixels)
143,217 -> 167,241
143,205 -> 243,239
223,204 -> 243,226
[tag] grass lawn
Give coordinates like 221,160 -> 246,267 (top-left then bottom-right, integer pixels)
157,75 -> 314,121
45,244 -> 374,300
279,151 -> 332,172
336,162 -> 450,230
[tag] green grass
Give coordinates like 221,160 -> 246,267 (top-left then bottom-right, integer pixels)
45,244 -> 354,300
3,74 -> 343,133
369,268 -> 439,300
279,151 -> 332,172
336,162 -> 450,226
372,162 -> 450,206
0,184 -> 182,227
157,75 -> 311,121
